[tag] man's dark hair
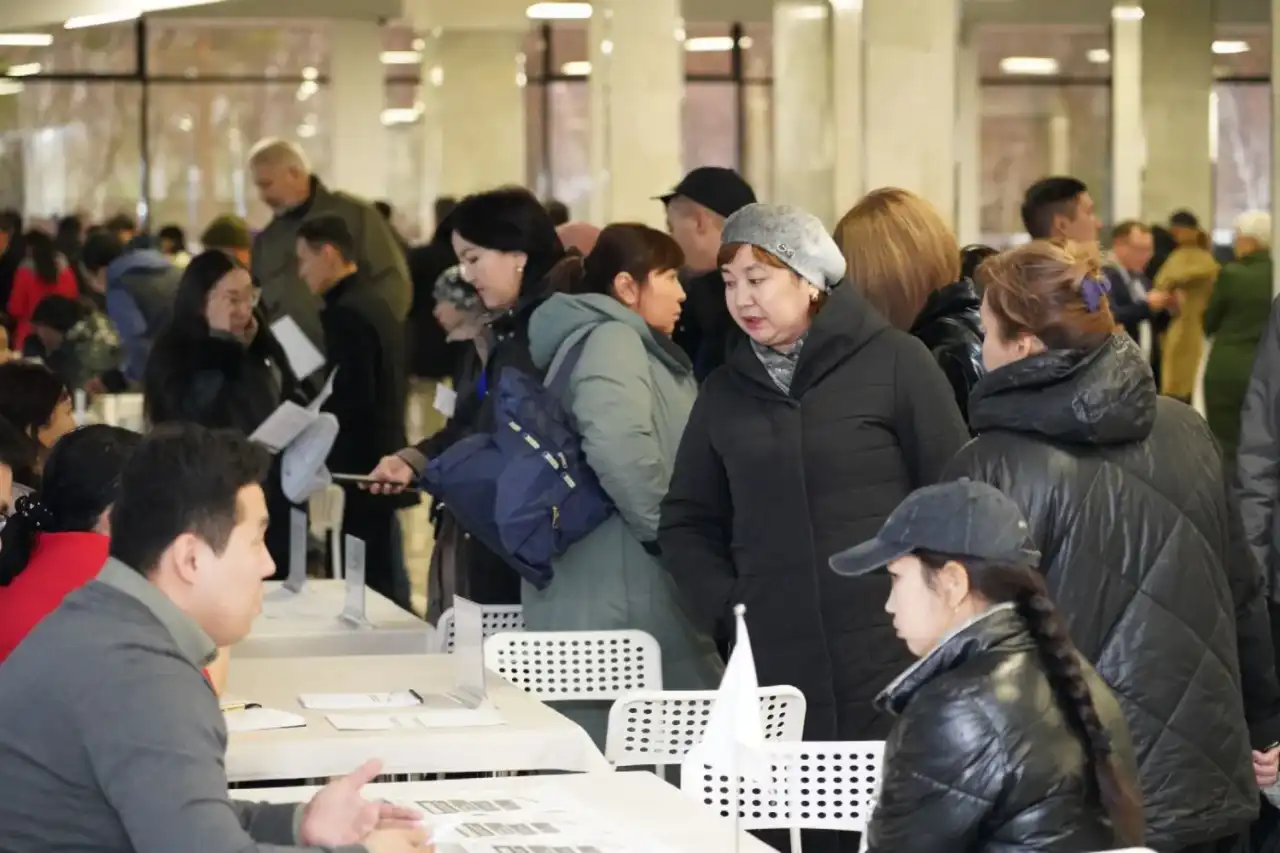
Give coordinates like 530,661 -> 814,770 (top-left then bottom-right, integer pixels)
297,215 -> 356,264
374,200 -> 393,221
104,213 -> 137,236
109,423 -> 270,575
433,196 -> 458,226
81,230 -> 126,273
1021,177 -> 1089,239
0,209 -> 22,236
157,224 -> 186,252
1111,220 -> 1150,242
544,199 -> 570,226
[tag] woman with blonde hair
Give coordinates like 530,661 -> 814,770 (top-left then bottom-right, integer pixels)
835,188 -> 983,421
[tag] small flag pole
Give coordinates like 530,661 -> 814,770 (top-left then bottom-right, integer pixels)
733,603 -> 746,853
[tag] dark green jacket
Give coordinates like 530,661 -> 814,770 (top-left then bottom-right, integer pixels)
1205,250 -> 1273,462
251,177 -> 411,352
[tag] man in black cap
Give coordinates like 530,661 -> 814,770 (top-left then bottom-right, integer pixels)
658,167 -> 756,381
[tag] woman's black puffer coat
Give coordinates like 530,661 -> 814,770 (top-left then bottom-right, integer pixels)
867,604 -> 1139,853
909,278 -> 983,425
944,334 -> 1280,851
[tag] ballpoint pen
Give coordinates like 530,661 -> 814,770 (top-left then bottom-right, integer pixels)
220,702 -> 262,712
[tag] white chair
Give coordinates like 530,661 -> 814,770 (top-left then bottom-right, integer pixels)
307,484 -> 346,578
432,603 -> 525,653
605,686 -> 806,779
484,629 -> 662,701
682,739 -> 884,853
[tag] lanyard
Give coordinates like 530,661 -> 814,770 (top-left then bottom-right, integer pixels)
476,370 -> 488,401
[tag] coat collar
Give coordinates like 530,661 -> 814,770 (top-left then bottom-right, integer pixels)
97,557 -> 218,669
875,603 -> 1027,715
726,282 -> 889,400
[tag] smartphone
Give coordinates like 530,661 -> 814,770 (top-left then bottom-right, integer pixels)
331,473 -> 419,492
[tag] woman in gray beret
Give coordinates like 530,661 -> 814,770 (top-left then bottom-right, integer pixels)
659,203 -> 969,851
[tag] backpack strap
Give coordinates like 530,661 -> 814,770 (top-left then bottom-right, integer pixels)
544,323 -> 599,399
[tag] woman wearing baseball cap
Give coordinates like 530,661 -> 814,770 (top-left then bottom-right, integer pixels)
830,479 -> 1143,852
658,203 -> 969,851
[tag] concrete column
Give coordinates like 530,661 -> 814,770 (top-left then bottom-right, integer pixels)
772,2 -> 834,223
1140,0 -> 1214,225
1110,2 -> 1143,224
587,0 -> 683,227
955,29 -> 981,246
417,30 -> 526,201
329,20 -> 387,201
1274,0 -> 1280,295
862,0 -> 960,225
830,0 -> 864,222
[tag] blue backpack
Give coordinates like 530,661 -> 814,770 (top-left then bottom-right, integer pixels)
420,327 -> 615,590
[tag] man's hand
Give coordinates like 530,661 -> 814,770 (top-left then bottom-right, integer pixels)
300,759 -> 422,846
1146,291 -> 1172,311
1254,746 -> 1280,788
366,455 -> 415,494
82,376 -> 108,396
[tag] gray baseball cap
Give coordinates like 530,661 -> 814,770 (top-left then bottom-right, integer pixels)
830,479 -> 1041,577
721,203 -> 847,292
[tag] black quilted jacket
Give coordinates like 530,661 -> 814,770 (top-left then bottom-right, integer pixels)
944,334 -> 1280,850
867,604 -> 1139,853
910,278 -> 984,425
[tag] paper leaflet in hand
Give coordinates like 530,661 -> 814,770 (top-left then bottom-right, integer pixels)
249,368 -> 339,503
682,604 -> 772,789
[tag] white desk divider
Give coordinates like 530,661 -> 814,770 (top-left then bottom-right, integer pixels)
339,535 -> 372,628
449,596 -> 487,708
283,509 -> 308,594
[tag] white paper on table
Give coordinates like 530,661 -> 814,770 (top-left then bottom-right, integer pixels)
433,383 -> 457,417
326,713 -> 422,731
451,596 -> 487,708
249,401 -> 316,453
326,706 -> 504,731
270,315 -> 326,379
306,368 -> 338,414
298,690 -> 424,710
224,707 -> 307,733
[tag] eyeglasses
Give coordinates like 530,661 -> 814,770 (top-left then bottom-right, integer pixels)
216,289 -> 261,310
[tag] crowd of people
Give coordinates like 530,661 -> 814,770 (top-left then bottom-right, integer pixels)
0,134 -> 1276,853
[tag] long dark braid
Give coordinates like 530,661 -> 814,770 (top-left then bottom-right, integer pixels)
1015,587 -> 1145,847
916,551 -> 1144,847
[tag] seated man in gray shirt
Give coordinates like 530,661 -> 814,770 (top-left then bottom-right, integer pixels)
0,424 -> 427,853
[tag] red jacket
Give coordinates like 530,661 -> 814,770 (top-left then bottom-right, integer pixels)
7,262 -> 79,349
0,532 -> 108,664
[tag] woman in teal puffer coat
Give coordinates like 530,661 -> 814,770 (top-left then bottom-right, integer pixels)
526,223 -> 723,747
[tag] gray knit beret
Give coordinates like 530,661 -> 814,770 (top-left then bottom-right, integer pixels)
721,203 -> 847,292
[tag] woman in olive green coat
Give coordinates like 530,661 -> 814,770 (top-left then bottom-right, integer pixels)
1204,211 -> 1274,465
525,224 -> 723,748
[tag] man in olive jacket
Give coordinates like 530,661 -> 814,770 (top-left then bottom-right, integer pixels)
247,139 -> 410,350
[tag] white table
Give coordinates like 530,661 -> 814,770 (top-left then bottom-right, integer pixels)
239,771 -> 777,852
236,581 -> 434,659
226,653 -> 610,782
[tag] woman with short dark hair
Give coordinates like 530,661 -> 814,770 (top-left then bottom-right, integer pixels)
0,360 -> 75,486
369,186 -> 570,608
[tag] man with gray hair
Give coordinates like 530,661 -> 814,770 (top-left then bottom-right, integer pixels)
247,139 -> 410,350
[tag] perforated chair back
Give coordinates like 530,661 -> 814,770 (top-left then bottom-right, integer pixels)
484,629 -> 662,700
605,686 -> 806,774
432,604 -> 525,653
682,739 -> 885,853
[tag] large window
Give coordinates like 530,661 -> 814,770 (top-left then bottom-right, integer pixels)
525,20 -> 773,217
1214,24 -> 1272,237
975,24 -> 1111,247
